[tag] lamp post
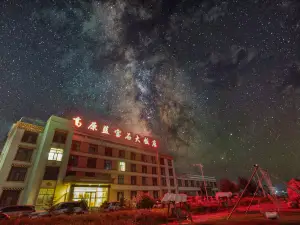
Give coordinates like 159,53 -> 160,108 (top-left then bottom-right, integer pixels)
193,163 -> 208,199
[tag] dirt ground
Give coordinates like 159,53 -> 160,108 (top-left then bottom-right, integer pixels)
163,209 -> 300,225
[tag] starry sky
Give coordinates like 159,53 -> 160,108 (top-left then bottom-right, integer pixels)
1,0 -> 300,180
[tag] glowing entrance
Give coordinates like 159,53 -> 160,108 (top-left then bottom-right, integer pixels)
72,187 -> 108,207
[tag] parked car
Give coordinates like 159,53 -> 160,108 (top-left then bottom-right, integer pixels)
0,205 -> 35,218
103,202 -> 121,212
30,201 -> 88,218
0,213 -> 10,220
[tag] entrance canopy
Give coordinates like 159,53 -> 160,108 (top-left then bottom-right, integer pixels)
64,174 -> 112,184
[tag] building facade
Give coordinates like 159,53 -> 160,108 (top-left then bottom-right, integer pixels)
0,115 -> 216,208
177,174 -> 218,196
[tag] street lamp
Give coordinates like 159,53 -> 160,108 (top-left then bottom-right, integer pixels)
193,163 -> 209,199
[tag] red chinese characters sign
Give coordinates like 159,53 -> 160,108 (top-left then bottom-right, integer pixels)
72,117 -> 158,148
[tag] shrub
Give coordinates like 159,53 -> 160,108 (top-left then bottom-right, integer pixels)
1,210 -> 167,225
136,194 -> 155,209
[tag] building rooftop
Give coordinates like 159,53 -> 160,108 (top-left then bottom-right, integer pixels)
19,117 -> 46,127
177,174 -> 216,180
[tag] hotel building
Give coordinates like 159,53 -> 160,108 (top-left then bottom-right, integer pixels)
0,115 -> 216,208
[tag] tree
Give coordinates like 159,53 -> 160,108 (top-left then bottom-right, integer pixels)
219,179 -> 238,192
238,177 -> 256,195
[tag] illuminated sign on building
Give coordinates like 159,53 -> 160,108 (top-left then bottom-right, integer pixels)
72,116 -> 158,148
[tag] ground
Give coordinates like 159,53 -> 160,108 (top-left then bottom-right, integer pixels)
163,211 -> 300,225
163,200 -> 300,225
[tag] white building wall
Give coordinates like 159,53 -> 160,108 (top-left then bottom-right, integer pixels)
23,116 -> 73,205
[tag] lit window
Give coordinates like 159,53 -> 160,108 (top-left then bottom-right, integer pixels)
119,162 -> 126,172
48,148 -> 63,161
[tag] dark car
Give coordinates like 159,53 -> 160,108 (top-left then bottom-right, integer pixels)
0,213 -> 10,220
30,201 -> 88,218
0,205 -> 35,218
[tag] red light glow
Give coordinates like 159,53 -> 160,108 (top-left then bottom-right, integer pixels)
88,122 -> 98,131
72,116 -> 158,148
73,117 -> 82,127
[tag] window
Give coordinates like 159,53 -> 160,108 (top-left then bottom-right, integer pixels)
142,177 -> 147,185
131,152 -> 136,160
88,144 -> 97,154
85,172 -> 95,177
153,191 -> 159,199
141,154 -> 147,162
169,169 -> 173,176
71,141 -> 81,151
131,164 -> 136,172
170,179 -> 174,186
142,165 -> 147,173
105,147 -> 112,156
7,167 -> 27,181
152,167 -> 157,174
184,180 -> 189,187
14,147 -> 33,162
119,162 -> 126,172
117,192 -> 124,201
152,177 -> 158,186
118,175 -> 124,184
178,179 -> 182,187
196,181 -> 200,187
131,176 -> 137,185
68,155 -> 78,167
160,167 -> 165,176
160,158 -> 165,165
21,131 -> 38,144
0,190 -> 21,206
168,159 -> 172,166
161,178 -> 166,186
191,180 -> 195,187
118,150 -> 125,158
43,167 -> 59,180
36,189 -> 54,207
131,191 -> 137,199
48,148 -> 63,161
87,158 -> 97,168
52,130 -> 67,144
104,160 -> 112,170
151,156 -> 156,164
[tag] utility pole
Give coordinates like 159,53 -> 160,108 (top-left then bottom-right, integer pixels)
193,164 -> 208,199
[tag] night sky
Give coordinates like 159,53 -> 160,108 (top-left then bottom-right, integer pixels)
1,0 -> 300,180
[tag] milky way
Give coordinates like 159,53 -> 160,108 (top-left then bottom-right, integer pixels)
1,0 -> 300,180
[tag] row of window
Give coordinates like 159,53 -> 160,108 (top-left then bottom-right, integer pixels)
6,166 -> 60,182
68,155 -> 174,176
177,179 -> 217,188
117,175 -> 174,186
117,191 -> 160,201
7,166 -> 216,190
21,130 -> 68,145
72,141 -> 173,166
65,171 -> 174,186
14,147 -> 64,163
19,131 -> 173,166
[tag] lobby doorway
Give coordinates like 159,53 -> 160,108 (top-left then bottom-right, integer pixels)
72,186 -> 108,208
